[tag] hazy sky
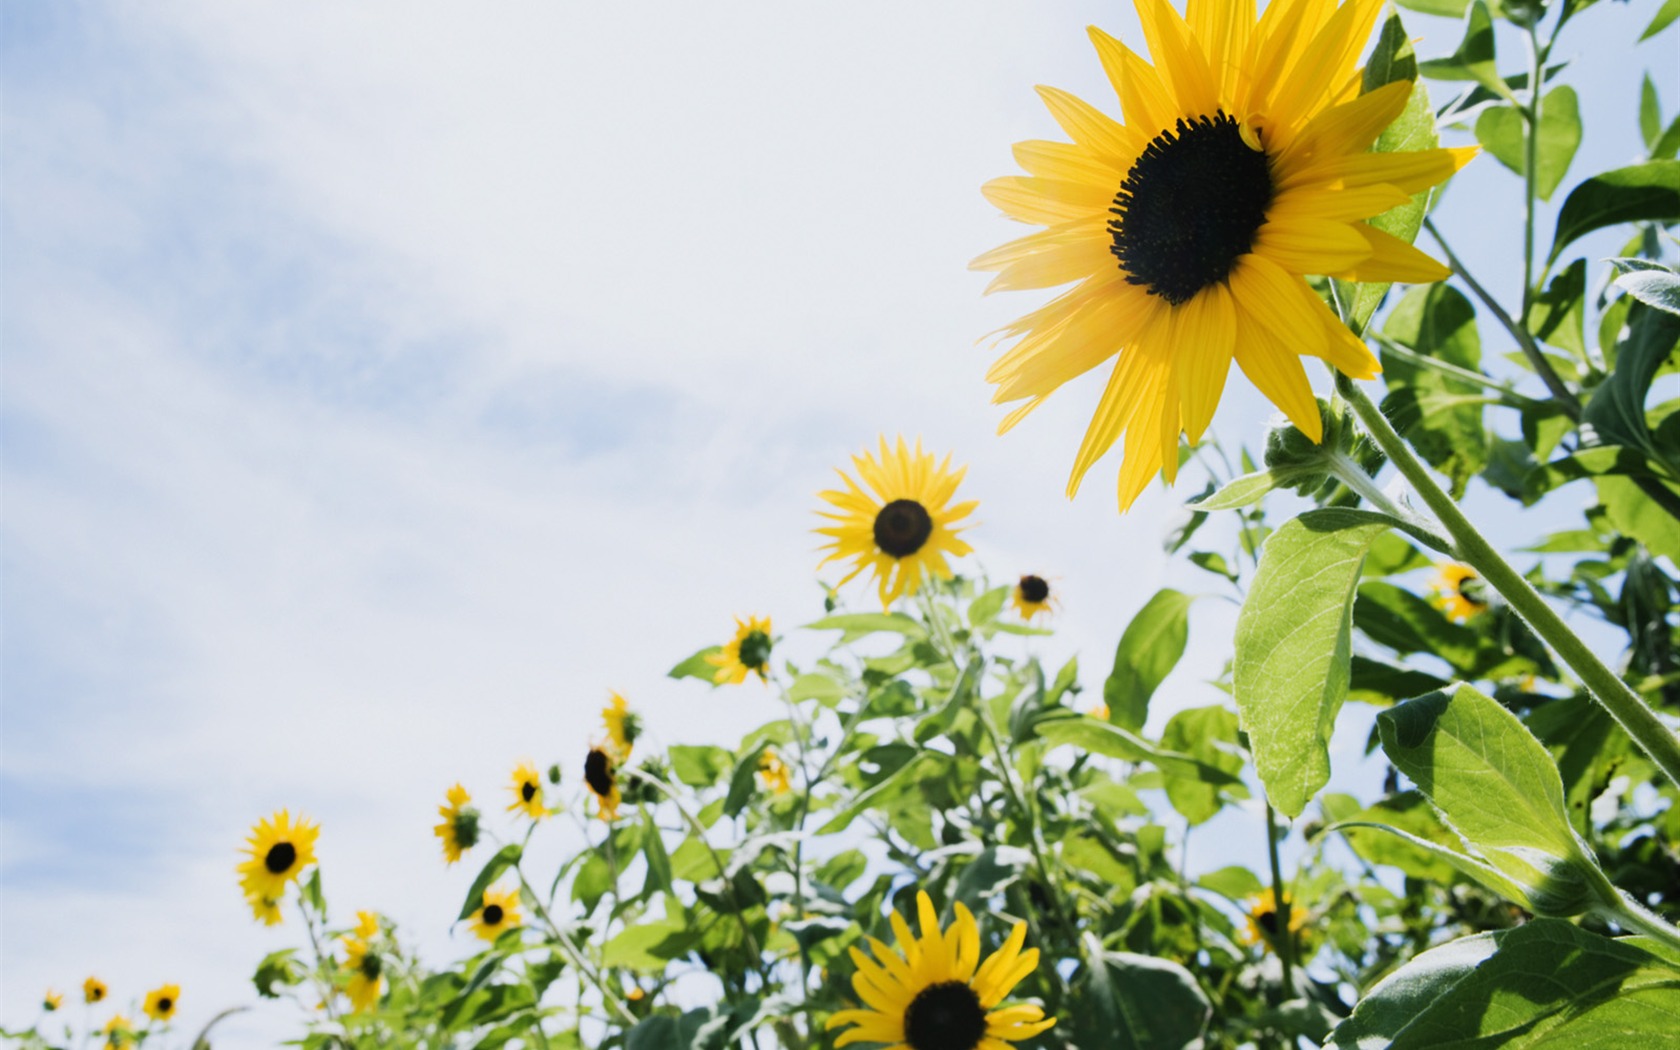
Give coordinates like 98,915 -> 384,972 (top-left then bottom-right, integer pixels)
3,1 -> 1673,1044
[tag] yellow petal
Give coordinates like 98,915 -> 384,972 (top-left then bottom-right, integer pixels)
1330,224 -> 1453,284
1035,85 -> 1137,162
1187,0 -> 1254,102
1175,283 -> 1236,443
1281,79 -> 1412,166
1266,0 -> 1386,133
1266,182 -> 1412,223
1135,0 -> 1220,118
1088,26 -> 1178,138
979,177 -> 1109,227
1234,323 -> 1322,440
1012,139 -> 1127,184
1252,216 -> 1373,274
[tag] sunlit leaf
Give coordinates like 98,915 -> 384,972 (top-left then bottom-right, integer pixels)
1103,589 -> 1193,731
1549,160 -> 1680,263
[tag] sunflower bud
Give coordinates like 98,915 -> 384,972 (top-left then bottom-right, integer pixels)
547,763 -> 563,785
451,807 -> 481,853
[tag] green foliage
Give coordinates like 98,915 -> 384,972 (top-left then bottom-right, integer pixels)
1101,588 -> 1192,731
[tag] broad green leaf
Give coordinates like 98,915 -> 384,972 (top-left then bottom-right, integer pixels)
1549,160 -> 1680,263
1378,683 -> 1609,915
1159,705 -> 1249,825
602,908 -> 700,973
1642,0 -> 1680,40
641,810 -> 674,896
1381,284 -> 1487,496
802,612 -> 928,643
1234,508 -> 1394,817
817,750 -> 937,834
1331,921 -> 1680,1048
1473,87 -> 1579,199
1598,474 -> 1680,562
786,671 -> 845,707
1527,257 -> 1586,355
1072,936 -> 1212,1050
914,655 -> 983,744
1336,10 -> 1439,331
1396,0 -> 1470,17
1641,74 -> 1662,152
459,844 -> 522,921
667,646 -> 722,683
1195,865 -> 1264,900
1348,655 -> 1448,705
1657,113 -> 1680,161
966,584 -> 1009,628
1610,258 -> 1680,318
952,846 -> 1034,909
722,743 -> 767,819
1322,791 -> 1461,882
1188,467 -> 1320,510
668,744 -> 732,788
1035,715 -> 1243,786
252,949 -> 303,998
1418,2 -> 1515,102
1582,302 -> 1680,459
1103,589 -> 1193,731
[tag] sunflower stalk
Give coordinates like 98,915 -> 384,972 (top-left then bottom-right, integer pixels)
511,862 -> 639,1027
1262,801 -> 1295,996
1337,372 -> 1680,790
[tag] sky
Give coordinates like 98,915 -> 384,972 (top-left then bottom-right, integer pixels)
3,0 -> 1675,1044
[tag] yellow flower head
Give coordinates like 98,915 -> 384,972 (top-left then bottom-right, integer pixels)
758,749 -> 793,795
584,746 -> 622,822
470,886 -> 523,943
434,782 -> 481,864
827,891 -> 1056,1050
1010,575 -> 1056,620
600,692 -> 641,761
340,911 -> 383,1013
816,436 -> 979,608
706,615 -> 775,685
43,989 -> 63,1012
1242,887 -> 1308,953
245,890 -> 284,926
236,809 -> 319,904
102,1014 -> 133,1050
974,0 -> 1475,511
507,761 -> 546,821
143,983 -> 180,1023
1088,701 -> 1111,721
83,977 -> 108,1004
1433,561 -> 1488,623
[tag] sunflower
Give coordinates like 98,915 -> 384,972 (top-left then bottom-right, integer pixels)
706,615 -> 775,685
43,990 -> 63,1012
102,1015 -> 134,1050
142,983 -> 180,1023
973,0 -> 1475,511
601,692 -> 641,761
341,910 -> 384,1013
758,749 -> 793,795
1010,575 -> 1055,620
1433,561 -> 1488,623
584,746 -> 622,822
83,977 -> 108,1004
507,761 -> 546,821
827,891 -> 1055,1050
434,783 -> 481,864
470,886 -> 523,943
237,809 -> 319,903
1088,701 -> 1110,721
245,890 -> 284,926
817,436 -> 979,608
1242,888 -> 1308,953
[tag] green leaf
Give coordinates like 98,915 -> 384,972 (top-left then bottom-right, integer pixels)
1396,0 -> 1470,14
966,585 -> 1009,629
722,743 -> 767,819
817,750 -> 938,834
459,844 -> 522,922
1641,74 -> 1662,152
1377,683 -> 1609,915
915,655 -> 984,744
1234,509 -> 1394,817
1102,589 -> 1193,731
669,744 -> 733,788
1583,301 -> 1680,458
1610,258 -> 1680,318
1642,0 -> 1680,41
1330,921 -> 1680,1048
252,949 -> 303,998
803,612 -> 928,643
1159,705 -> 1249,825
1381,284 -> 1487,496
786,671 -> 845,707
1336,10 -> 1440,332
1549,160 -> 1680,263
602,910 -> 700,974
1598,474 -> 1680,562
1473,87 -> 1579,199
641,810 -> 674,897
1195,865 -> 1264,900
1072,936 -> 1213,1050
1527,257 -> 1587,355
1323,790 -> 1462,881
1348,655 -> 1449,705
1419,2 -> 1515,102
667,646 -> 722,683
1656,113 -> 1680,161
952,846 -> 1034,909
1188,467 -> 1321,510
1035,716 -> 1243,786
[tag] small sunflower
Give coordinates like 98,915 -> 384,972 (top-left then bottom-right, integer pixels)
143,983 -> 180,1023
83,977 -> 108,1004
1433,561 -> 1488,623
1088,701 -> 1110,721
102,1015 -> 134,1050
43,989 -> 63,1012
584,746 -> 622,822
974,0 -> 1476,511
470,886 -> 523,943
507,761 -> 546,821
236,809 -> 319,904
1242,888 -> 1308,953
601,692 -> 641,761
246,889 -> 284,926
827,891 -> 1055,1050
706,615 -> 776,685
816,436 -> 979,608
1010,575 -> 1056,620
341,911 -> 384,1013
434,783 -> 481,864
758,749 -> 793,795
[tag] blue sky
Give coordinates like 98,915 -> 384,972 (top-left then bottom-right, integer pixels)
3,0 -> 1675,1044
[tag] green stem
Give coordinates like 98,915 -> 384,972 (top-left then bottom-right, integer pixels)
1263,801 -> 1295,994
513,864 -> 638,1026
295,897 -> 342,1025
1338,374 -> 1680,790
1600,894 -> 1680,956
1520,22 -> 1542,323
1365,331 -> 1549,412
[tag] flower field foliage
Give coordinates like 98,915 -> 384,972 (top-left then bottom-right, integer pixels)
11,0 -> 1680,1047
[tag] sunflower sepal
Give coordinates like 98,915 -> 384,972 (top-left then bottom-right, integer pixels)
1262,398 -> 1361,497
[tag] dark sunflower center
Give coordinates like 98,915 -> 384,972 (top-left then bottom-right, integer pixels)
584,748 -> 615,797
482,904 -> 504,926
1019,575 -> 1050,603
873,499 -> 934,558
521,781 -> 537,803
739,630 -> 772,670
265,842 -> 297,874
157,998 -> 173,1014
360,954 -> 383,980
1257,909 -> 1280,935
903,980 -> 987,1050
1108,111 -> 1273,306
91,988 -> 105,1001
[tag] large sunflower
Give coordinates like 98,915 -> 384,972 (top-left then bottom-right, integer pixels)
507,761 -> 546,821
827,891 -> 1055,1050
584,745 -> 622,822
470,886 -> 523,943
341,910 -> 384,1013
973,0 -> 1475,510
817,436 -> 978,608
434,783 -> 481,864
236,809 -> 319,904
706,615 -> 775,685
142,983 -> 180,1023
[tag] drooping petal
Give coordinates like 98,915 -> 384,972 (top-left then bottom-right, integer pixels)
1330,223 -> 1453,283
1175,281 -> 1237,443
